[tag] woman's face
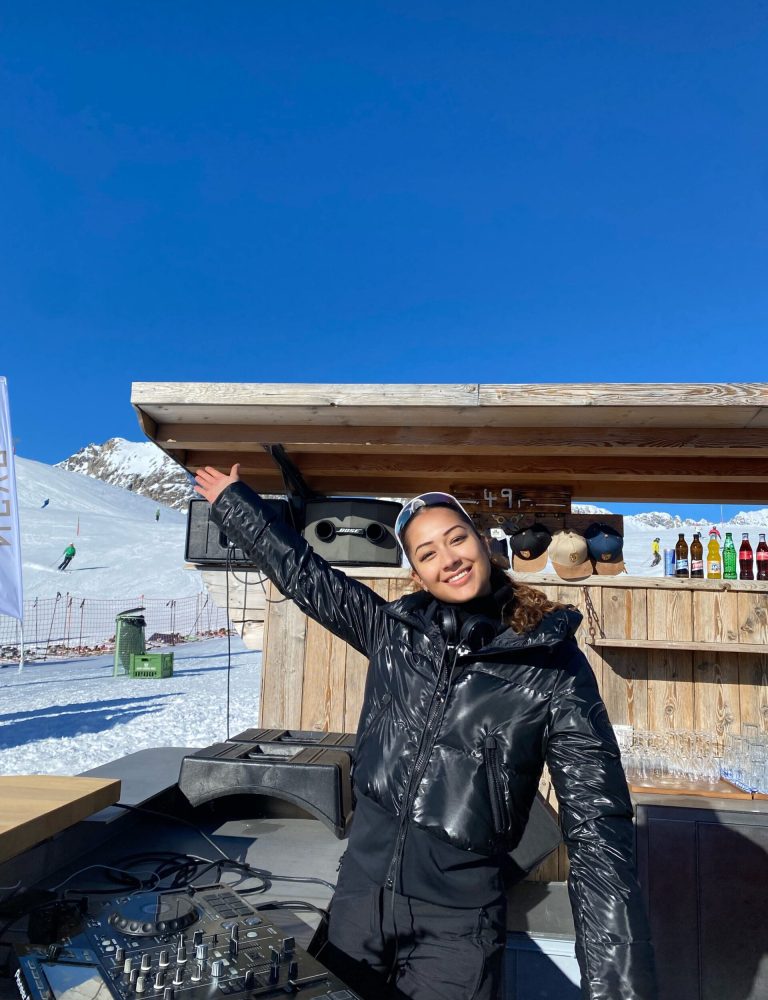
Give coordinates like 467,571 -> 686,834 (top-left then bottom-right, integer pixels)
405,505 -> 492,604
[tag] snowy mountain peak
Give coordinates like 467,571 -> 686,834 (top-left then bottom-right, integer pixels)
625,511 -> 710,531
572,503 -> 612,515
56,437 -> 196,510
731,509 -> 768,528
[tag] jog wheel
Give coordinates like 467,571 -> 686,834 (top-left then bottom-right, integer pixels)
108,894 -> 199,937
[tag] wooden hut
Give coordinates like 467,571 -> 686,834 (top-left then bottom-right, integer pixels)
131,382 -> 768,756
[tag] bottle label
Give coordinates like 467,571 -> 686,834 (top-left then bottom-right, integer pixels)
757,551 -> 768,562
691,559 -> 704,573
707,560 -> 721,575
676,559 -> 688,572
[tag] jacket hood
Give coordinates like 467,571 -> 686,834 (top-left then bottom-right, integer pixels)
384,589 -> 582,651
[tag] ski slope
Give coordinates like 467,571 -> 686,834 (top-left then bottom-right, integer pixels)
16,456 -> 203,599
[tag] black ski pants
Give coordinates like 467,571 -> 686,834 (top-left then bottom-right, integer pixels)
317,860 -> 507,1000
58,557 -> 73,570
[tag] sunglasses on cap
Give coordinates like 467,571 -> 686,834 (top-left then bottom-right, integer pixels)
394,492 -> 473,546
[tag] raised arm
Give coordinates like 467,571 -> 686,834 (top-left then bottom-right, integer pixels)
545,642 -> 657,999
194,467 -> 386,656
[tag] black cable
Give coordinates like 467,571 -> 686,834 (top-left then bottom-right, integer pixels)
225,545 -> 234,739
108,805 -> 336,892
110,802 -> 230,859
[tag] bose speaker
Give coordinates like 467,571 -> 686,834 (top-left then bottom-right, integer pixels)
185,497 -> 293,566
303,498 -> 402,566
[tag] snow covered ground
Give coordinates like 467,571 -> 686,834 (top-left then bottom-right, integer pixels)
2,460 -> 258,777
0,636 -> 260,777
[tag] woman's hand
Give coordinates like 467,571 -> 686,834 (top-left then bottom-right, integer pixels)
194,463 -> 241,504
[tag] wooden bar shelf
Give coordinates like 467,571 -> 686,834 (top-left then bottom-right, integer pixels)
586,638 -> 768,654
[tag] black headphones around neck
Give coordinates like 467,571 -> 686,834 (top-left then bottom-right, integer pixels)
436,605 -> 500,653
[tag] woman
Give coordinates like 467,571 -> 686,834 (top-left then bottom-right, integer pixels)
194,467 -> 657,1000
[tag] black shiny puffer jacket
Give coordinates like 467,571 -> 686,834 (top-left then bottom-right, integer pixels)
212,483 -> 657,1000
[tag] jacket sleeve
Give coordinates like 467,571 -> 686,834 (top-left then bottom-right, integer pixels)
210,482 -> 385,657
545,641 -> 657,1000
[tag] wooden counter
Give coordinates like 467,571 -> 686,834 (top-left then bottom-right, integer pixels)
0,775 -> 121,864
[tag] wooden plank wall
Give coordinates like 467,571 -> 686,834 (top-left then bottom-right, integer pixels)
260,574 -> 768,883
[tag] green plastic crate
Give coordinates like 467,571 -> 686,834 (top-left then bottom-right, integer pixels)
129,652 -> 174,679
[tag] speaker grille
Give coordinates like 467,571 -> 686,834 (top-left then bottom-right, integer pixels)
303,499 -> 402,566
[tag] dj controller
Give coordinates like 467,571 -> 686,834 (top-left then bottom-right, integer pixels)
13,886 -> 360,1000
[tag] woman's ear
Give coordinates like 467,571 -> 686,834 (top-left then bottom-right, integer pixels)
410,568 -> 427,591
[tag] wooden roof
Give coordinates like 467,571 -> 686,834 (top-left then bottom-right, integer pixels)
131,382 -> 768,504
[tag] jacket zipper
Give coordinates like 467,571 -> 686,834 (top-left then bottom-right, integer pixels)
483,735 -> 510,836
385,646 -> 456,890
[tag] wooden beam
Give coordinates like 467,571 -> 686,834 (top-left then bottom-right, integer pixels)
132,381 -> 768,431
225,472 -> 767,505
186,450 -> 768,484
132,405 -> 157,441
131,382 -> 480,408
154,422 -> 768,458
132,381 -> 768,410
480,382 -> 768,408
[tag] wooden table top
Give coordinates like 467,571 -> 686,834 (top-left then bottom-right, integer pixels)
0,775 -> 121,864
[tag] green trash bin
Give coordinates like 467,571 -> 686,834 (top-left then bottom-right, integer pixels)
114,607 -> 146,676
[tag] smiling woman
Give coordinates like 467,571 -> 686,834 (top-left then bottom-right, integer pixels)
400,501 -> 493,603
193,466 -> 658,1000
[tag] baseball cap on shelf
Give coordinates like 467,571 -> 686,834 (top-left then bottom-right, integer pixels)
549,530 -> 593,581
585,522 -> 625,576
509,523 -> 552,573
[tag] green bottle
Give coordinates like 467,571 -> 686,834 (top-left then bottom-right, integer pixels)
723,532 -> 737,580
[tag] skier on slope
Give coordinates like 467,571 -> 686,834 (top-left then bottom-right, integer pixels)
58,543 -> 76,571
651,538 -> 661,566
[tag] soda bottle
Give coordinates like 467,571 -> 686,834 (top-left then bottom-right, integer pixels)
706,528 -> 722,579
690,532 -> 704,578
757,533 -> 768,581
723,532 -> 737,580
675,533 -> 689,577
739,533 -> 754,580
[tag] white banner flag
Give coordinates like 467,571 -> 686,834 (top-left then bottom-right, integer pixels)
0,376 -> 24,620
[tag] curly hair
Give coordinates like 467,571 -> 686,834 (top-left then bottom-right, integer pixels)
488,561 -> 564,634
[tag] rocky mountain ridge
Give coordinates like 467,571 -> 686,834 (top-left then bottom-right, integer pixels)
56,438 -> 196,510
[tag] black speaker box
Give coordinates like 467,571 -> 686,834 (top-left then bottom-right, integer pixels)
303,498 -> 402,566
185,497 -> 293,566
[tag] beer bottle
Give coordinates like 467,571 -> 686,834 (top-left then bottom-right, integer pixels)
690,532 -> 704,578
723,532 -> 737,580
707,528 -> 722,579
675,533 -> 689,577
739,533 -> 754,580
757,533 -> 768,581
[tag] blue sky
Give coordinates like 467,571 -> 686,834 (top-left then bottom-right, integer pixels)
2,3 -> 767,519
